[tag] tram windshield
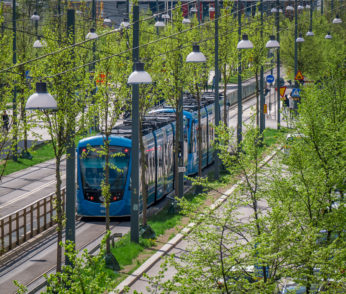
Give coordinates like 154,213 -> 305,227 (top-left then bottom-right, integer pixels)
79,146 -> 130,193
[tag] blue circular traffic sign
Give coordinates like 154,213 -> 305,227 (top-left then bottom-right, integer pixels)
266,75 -> 275,83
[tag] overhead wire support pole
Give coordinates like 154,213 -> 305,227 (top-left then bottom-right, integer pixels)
276,0 -> 281,129
35,0 -> 38,37
321,0 -> 324,15
65,9 -> 76,266
214,0 -> 220,180
12,0 -> 17,162
294,0 -> 298,83
178,91 -> 184,198
92,0 -> 97,131
309,0 -> 313,32
237,0 -> 242,146
131,5 -> 140,244
259,0 -> 265,134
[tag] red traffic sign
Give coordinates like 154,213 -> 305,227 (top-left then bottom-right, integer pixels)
295,70 -> 304,81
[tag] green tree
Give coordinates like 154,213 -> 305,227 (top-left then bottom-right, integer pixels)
266,60 -> 345,292
146,121 -> 283,293
280,13 -> 345,80
153,3 -> 191,198
218,1 -> 238,126
246,9 -> 271,127
88,28 -> 130,255
30,27 -> 86,272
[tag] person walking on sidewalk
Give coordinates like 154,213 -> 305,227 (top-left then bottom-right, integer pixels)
2,110 -> 9,132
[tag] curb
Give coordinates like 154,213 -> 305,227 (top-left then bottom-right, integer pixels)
112,146 -> 281,293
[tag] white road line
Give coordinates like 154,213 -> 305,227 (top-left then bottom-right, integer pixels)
0,175 -> 66,209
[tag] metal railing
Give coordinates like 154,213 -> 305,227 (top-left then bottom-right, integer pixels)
0,188 -> 65,256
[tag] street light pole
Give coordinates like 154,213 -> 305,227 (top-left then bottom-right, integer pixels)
237,0 -> 242,146
294,0 -> 298,82
321,0 -> 324,15
178,91 -> 184,198
65,9 -> 76,266
259,0 -> 265,134
35,0 -> 38,37
131,5 -> 140,244
214,0 -> 220,180
12,0 -> 17,162
276,0 -> 281,129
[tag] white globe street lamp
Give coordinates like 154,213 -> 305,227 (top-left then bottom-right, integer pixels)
128,62 -> 152,85
26,82 -> 57,110
296,33 -> 305,43
86,28 -> 98,40
31,12 -> 40,21
266,35 -> 280,49
325,32 -> 332,39
333,15 -> 342,24
186,44 -> 207,63
237,34 -> 254,49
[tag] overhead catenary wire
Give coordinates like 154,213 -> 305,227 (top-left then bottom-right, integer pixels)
0,1 -> 271,77
0,2 -> 342,79
41,1 -> 272,79
41,2 -> 343,80
0,0 -> 202,74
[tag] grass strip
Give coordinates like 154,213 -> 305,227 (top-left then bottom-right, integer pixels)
1,133 -> 97,176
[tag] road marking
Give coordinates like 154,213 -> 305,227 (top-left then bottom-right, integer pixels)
0,175 -> 66,210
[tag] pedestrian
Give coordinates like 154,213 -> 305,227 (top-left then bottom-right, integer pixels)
2,110 -> 9,132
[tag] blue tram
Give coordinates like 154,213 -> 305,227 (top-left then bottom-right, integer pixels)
76,89 -> 244,217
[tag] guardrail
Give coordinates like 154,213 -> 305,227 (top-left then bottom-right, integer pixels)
0,188 -> 65,256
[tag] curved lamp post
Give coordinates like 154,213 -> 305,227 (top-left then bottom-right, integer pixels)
306,0 -> 314,36
128,60 -> 152,244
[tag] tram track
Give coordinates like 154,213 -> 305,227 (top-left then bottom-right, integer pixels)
0,219 -> 125,294
25,221 -> 123,294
